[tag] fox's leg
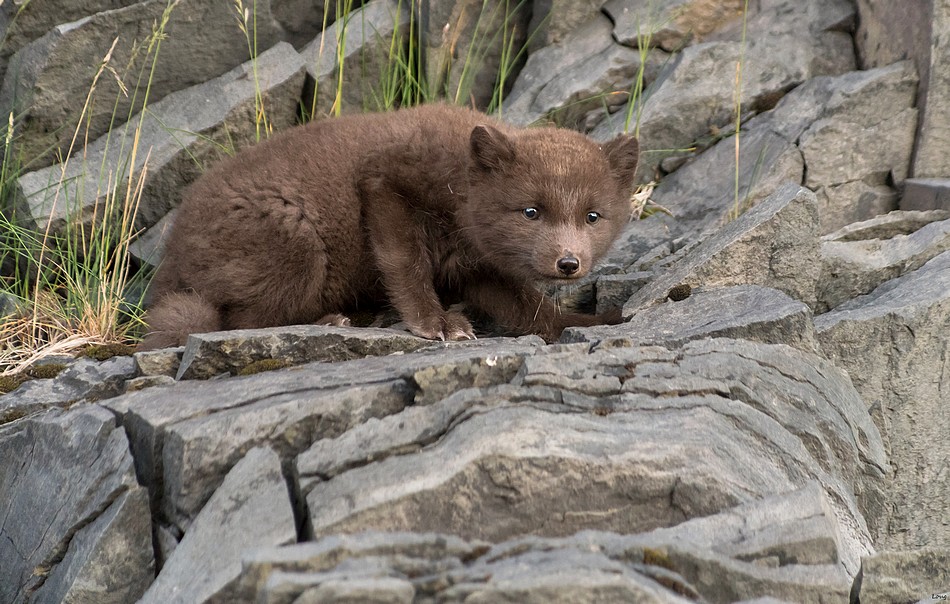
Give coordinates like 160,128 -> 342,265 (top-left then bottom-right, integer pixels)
465,278 -> 622,342
359,176 -> 473,341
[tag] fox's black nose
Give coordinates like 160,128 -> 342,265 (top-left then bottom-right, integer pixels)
557,256 -> 580,276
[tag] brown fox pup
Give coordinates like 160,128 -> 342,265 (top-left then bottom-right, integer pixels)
140,103 -> 639,350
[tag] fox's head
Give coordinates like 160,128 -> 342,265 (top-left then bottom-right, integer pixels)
460,124 -> 639,283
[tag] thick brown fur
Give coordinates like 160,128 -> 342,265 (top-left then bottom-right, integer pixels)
140,104 -> 639,350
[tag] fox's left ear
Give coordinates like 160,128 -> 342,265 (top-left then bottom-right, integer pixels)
602,134 -> 639,188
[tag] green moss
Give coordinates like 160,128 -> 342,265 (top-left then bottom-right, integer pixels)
27,363 -> 67,380
80,343 -> 136,361
667,283 -> 692,302
0,408 -> 29,425
0,374 -> 27,395
237,358 -> 291,376
642,547 -> 676,572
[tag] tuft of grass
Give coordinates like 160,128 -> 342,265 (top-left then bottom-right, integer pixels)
0,2 -> 179,375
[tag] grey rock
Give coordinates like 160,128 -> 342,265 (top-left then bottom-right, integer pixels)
605,0 -> 745,52
756,61 -> 917,232
419,0 -> 530,109
0,406 -> 153,604
503,11 -> 667,130
711,0 -> 855,44
825,209 -> 950,242
814,179 -> 898,234
568,285 -> 817,353
302,0 -> 409,117
648,61 -> 918,242
503,14 -> 615,126
303,338 -> 883,576
530,40 -> 666,131
526,0 -> 605,51
32,487 -> 153,604
235,483 -> 863,602
232,532 -> 488,600
649,127 -> 805,240
128,209 -> 176,267
272,0 -> 347,48
816,251 -> 950,549
125,375 -> 176,392
104,340 -> 539,530
594,271 -> 653,314
912,0 -> 950,178
134,346 -> 184,378
13,41 -> 306,234
818,216 -> 950,312
901,178 -> 950,212
0,0 -> 142,80
176,324 -> 431,380
800,107 -> 917,188
623,183 -> 820,317
854,0 -> 932,71
751,61 -> 918,145
0,356 -> 136,417
140,446 -> 296,604
854,548 -> 950,604
593,16 -> 855,181
0,0 -> 283,169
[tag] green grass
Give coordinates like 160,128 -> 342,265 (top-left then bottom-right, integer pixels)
0,0 -> 178,374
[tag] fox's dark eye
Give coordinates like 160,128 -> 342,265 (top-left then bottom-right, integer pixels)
586,211 -> 601,224
523,207 -> 539,220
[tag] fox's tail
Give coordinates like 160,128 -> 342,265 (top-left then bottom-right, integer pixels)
139,291 -> 221,351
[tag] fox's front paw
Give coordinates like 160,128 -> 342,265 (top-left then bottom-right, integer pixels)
442,310 -> 476,341
407,311 -> 475,341
316,313 -> 351,327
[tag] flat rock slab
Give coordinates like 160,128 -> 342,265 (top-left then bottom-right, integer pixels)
14,41 -> 306,234
818,216 -> 950,312
234,483 -> 855,603
176,324 -> 434,380
816,250 -> 950,549
503,11 -> 666,129
103,339 -> 542,530
649,127 -> 805,241
0,406 -> 153,604
823,209 -> 950,242
566,285 -> 816,352
854,548 -> 950,604
301,338 -> 883,579
901,178 -> 950,212
0,0 -> 283,168
605,0 -> 745,52
623,183 -> 820,317
1,356 -> 136,418
140,446 -> 296,604
592,20 -> 854,181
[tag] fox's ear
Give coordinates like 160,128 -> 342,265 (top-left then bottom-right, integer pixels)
471,125 -> 516,172
602,134 -> 639,188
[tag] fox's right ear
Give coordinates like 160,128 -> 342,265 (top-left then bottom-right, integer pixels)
471,125 -> 516,172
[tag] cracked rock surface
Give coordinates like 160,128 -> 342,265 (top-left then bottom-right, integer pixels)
3,0 -> 950,601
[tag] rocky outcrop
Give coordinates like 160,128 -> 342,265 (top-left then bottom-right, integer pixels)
0,0 -> 283,168
0,406 -> 153,604
302,0 -> 410,117
816,251 -> 950,551
12,41 -> 306,234
4,0 -> 950,601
